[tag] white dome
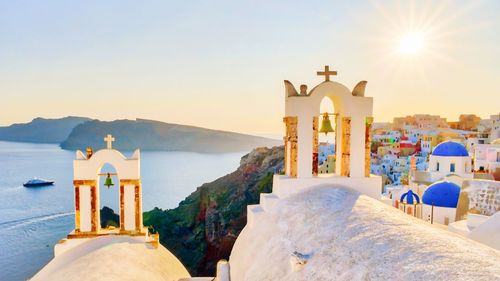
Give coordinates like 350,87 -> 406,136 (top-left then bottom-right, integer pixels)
31,236 -> 190,281
229,186 -> 500,281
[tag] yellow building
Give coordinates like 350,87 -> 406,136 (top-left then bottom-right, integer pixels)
318,155 -> 336,174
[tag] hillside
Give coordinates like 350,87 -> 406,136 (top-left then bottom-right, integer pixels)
143,146 -> 284,276
0,117 -> 92,143
60,119 -> 281,153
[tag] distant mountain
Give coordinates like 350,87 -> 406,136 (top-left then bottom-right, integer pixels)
60,119 -> 282,153
0,116 -> 93,143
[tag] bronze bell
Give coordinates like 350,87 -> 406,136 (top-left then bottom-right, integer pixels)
104,173 -> 114,189
319,112 -> 334,135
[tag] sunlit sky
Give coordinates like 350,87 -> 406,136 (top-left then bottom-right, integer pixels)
1,0 -> 499,136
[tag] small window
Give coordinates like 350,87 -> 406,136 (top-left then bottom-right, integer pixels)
450,163 -> 455,173
436,162 -> 440,171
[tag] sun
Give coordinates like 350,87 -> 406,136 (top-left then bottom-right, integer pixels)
398,32 -> 425,54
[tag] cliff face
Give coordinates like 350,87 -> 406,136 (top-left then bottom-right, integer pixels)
143,146 -> 284,276
60,119 -> 281,153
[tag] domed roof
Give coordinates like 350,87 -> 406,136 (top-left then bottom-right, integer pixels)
422,181 -> 461,208
229,186 -> 500,281
431,141 -> 469,157
400,190 -> 420,204
31,236 -> 191,281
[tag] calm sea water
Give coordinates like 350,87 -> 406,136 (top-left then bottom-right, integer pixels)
0,141 -> 244,281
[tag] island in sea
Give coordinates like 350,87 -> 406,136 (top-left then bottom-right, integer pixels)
0,116 -> 92,143
0,117 -> 281,153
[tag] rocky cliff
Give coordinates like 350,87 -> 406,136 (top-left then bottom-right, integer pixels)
143,146 -> 284,276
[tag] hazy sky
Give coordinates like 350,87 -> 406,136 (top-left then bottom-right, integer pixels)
1,0 -> 499,135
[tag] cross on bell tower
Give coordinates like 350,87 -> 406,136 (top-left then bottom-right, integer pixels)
317,65 -> 337,82
104,134 -> 115,149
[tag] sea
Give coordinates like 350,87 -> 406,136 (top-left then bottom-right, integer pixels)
0,141 -> 245,281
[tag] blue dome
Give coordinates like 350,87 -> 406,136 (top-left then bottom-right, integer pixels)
431,141 -> 469,157
400,190 -> 420,204
422,181 -> 461,208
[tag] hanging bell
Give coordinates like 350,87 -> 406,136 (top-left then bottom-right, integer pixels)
104,173 -> 114,189
319,112 -> 335,135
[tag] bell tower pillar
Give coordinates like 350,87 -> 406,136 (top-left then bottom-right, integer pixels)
119,179 -> 142,232
283,116 -> 298,177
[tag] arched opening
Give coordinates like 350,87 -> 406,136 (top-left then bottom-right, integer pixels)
97,163 -> 120,231
316,97 -> 336,175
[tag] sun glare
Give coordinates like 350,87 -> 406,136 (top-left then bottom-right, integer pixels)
398,32 -> 425,54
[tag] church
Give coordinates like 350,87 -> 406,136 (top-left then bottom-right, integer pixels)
31,135 -> 192,281
31,67 -> 500,281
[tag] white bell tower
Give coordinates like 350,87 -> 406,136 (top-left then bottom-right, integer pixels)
69,134 -> 146,237
278,66 -> 382,198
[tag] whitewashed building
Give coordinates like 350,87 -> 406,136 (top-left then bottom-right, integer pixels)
473,140 -> 500,173
421,181 -> 461,225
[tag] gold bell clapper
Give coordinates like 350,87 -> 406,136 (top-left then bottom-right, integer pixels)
319,112 -> 335,135
99,172 -> 116,189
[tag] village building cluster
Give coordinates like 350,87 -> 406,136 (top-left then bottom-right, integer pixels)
373,113 -> 500,239
371,113 -> 500,186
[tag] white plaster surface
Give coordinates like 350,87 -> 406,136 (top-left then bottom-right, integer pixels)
422,204 -> 457,225
79,185 -> 91,232
428,155 -> 472,178
74,149 -> 140,180
54,238 -> 90,257
448,219 -> 470,236
31,236 -> 190,281
468,211 -> 500,250
124,184 -> 135,230
230,186 -> 500,281
273,174 -> 382,199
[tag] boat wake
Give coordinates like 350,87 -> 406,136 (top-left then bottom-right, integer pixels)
0,185 -> 24,193
0,212 -> 74,230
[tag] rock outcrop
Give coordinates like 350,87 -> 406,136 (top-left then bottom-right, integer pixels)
143,146 -> 284,276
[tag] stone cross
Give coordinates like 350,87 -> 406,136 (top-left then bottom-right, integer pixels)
317,65 -> 337,82
104,134 -> 115,149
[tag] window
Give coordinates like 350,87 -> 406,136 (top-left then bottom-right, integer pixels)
436,162 -> 440,171
450,163 -> 455,173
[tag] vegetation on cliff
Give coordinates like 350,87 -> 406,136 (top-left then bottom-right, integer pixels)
100,206 -> 119,228
143,146 -> 284,276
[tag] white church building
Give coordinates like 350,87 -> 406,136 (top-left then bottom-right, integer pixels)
406,141 -> 474,199
31,135 -> 192,281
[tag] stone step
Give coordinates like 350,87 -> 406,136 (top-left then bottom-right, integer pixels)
260,193 -> 279,212
246,204 -> 264,228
